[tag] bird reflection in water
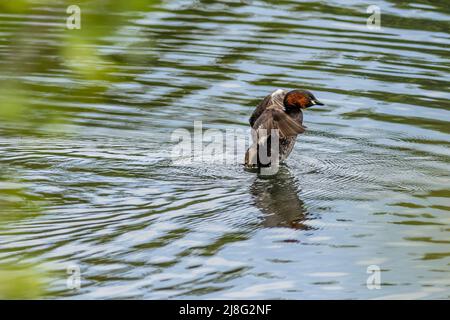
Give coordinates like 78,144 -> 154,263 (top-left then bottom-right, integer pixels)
250,166 -> 313,230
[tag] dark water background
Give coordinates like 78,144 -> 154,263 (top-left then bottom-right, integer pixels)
0,0 -> 449,299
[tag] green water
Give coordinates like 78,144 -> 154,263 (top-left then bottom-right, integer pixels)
0,0 -> 449,299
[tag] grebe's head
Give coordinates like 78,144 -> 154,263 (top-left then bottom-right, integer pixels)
283,90 -> 324,110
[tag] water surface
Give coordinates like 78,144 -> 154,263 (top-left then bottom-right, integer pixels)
0,0 -> 449,299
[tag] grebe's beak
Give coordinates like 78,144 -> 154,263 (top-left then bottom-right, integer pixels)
311,99 -> 324,106
306,99 -> 324,108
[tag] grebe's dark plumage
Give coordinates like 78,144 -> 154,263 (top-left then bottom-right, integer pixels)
245,89 -> 323,169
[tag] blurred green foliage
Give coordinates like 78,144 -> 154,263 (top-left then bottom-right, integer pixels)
0,0 -> 159,299
0,0 -> 159,129
0,180 -> 42,224
0,266 -> 47,299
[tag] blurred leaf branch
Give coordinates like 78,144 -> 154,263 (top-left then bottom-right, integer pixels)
0,0 -> 160,299
0,0 -> 159,130
0,265 -> 47,299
